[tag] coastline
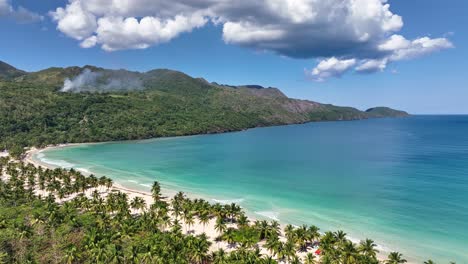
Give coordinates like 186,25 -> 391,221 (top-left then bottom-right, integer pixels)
23,143 -> 400,263
22,144 -> 323,261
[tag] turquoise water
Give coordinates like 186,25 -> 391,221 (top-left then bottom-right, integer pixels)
35,116 -> 468,263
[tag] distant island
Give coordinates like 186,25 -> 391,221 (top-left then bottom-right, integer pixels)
0,60 -> 408,156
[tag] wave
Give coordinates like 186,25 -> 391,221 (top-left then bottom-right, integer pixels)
139,183 -> 152,188
39,158 -> 75,169
211,198 -> 245,205
255,211 -> 280,221
77,168 -> 91,174
127,180 -> 139,183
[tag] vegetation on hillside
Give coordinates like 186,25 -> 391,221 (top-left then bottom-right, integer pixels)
365,107 -> 409,118
0,157 -> 443,264
0,60 -> 408,156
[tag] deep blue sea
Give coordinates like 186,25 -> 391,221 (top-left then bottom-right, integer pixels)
35,116 -> 468,263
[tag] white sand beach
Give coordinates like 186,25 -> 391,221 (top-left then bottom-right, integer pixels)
16,145 -> 395,263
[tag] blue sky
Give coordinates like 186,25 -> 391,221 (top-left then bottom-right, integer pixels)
0,0 -> 466,114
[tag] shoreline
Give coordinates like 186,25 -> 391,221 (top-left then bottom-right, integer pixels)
24,143 -> 400,263
23,145 -> 323,261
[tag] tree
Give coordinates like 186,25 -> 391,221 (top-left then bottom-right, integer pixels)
199,210 -> 210,233
304,253 -> 317,264
215,217 -> 227,235
358,238 -> 379,258
151,181 -> 161,202
211,249 -> 229,264
385,252 -> 407,264
130,196 -> 146,213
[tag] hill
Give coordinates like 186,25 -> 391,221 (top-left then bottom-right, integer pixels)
0,60 -> 408,155
366,107 -> 409,118
0,60 -> 26,79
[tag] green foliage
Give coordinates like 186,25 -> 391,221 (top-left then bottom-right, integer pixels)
0,61 -> 407,155
0,158 -> 450,263
365,107 -> 409,118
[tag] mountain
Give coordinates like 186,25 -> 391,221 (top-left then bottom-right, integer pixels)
366,107 -> 409,118
0,60 -> 408,154
0,60 -> 26,79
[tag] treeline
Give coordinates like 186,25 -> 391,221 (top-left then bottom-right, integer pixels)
0,80 -> 261,157
0,157 -> 446,263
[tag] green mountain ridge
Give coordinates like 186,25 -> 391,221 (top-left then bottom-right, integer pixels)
365,107 -> 409,118
0,60 -> 408,155
0,60 -> 26,79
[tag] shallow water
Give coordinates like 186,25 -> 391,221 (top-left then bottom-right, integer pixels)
36,116 -> 468,263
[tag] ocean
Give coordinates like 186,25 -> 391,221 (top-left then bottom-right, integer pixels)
34,116 -> 468,263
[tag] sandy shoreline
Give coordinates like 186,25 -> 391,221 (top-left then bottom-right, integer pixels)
23,143 -> 396,263
22,144 -> 328,261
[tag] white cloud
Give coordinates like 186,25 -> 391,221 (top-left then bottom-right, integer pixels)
222,22 -> 284,44
0,0 -> 42,23
95,14 -> 207,51
356,58 -> 388,73
378,34 -> 410,51
50,1 -> 97,40
80,36 -> 97,48
307,57 -> 357,81
48,0 -> 453,80
389,36 -> 454,61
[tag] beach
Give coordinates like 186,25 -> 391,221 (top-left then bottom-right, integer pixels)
22,145 -> 322,262
24,114 -> 468,264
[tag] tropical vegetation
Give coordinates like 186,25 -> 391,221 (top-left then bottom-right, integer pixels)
0,156 -> 452,263
0,60 -> 407,158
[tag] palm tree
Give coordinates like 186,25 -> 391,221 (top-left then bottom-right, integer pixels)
237,214 -> 249,228
185,212 -> 195,233
358,238 -> 379,258
151,181 -> 161,202
211,249 -> 229,264
295,224 -> 309,251
304,252 -> 317,264
284,224 -> 296,241
198,210 -> 210,232
215,217 -> 227,235
283,240 -> 297,261
334,230 -> 347,245
424,260 -> 436,264
385,252 -> 407,264
307,225 -> 320,244
269,220 -> 281,238
341,240 -> 358,264
265,235 -> 280,255
130,196 -> 146,213
290,255 -> 301,264
222,228 -> 237,248
260,255 -> 278,264
190,234 -> 211,264
255,220 -> 270,240
105,177 -> 113,191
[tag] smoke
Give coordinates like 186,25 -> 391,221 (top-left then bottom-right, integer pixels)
61,68 -> 143,92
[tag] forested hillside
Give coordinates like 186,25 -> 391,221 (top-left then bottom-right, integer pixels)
0,60 -> 408,155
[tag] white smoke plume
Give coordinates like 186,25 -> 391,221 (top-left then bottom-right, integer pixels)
61,68 -> 143,92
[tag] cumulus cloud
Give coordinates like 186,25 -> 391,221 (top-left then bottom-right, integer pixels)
312,34 -> 453,79
356,58 -> 388,73
48,0 -> 453,80
0,0 -> 42,23
306,57 -> 357,81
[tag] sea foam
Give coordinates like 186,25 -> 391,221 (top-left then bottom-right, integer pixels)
211,198 -> 245,205
255,211 -> 280,221
40,158 -> 75,169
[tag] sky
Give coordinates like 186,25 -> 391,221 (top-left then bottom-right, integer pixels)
0,0 -> 466,114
